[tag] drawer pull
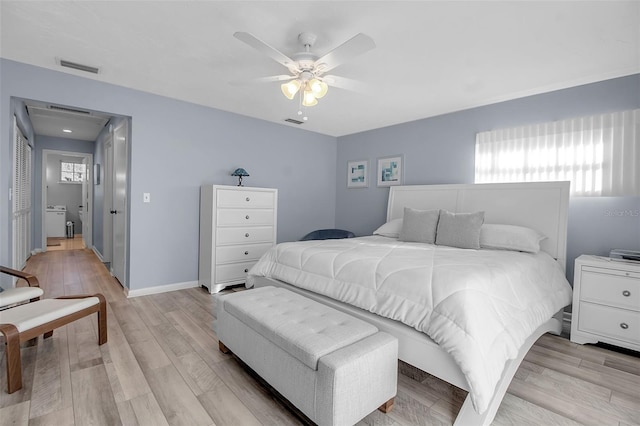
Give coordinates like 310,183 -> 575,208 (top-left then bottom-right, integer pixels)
622,290 -> 631,297
620,323 -> 629,330
244,251 -> 249,255
244,268 -> 249,273
246,215 -> 250,220
246,197 -> 250,202
245,233 -> 250,238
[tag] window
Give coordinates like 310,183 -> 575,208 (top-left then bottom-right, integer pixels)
475,109 -> 639,196
60,161 -> 85,183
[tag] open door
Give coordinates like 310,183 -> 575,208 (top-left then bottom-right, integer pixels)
81,157 -> 92,248
111,121 -> 128,287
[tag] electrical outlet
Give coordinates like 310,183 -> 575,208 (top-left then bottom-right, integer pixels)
143,193 -> 151,203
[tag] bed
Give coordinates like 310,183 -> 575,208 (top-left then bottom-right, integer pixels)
247,181 -> 572,425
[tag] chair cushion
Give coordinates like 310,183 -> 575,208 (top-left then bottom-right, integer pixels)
0,287 -> 44,308
0,297 -> 100,332
221,286 -> 378,370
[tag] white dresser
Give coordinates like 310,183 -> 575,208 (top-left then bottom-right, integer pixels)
570,255 -> 640,351
199,185 -> 278,294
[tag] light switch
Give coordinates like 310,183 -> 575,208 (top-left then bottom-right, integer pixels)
143,193 -> 151,203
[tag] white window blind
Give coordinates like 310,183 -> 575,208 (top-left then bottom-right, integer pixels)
475,109 -> 639,196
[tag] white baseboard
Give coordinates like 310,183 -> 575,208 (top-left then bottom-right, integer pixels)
91,246 -> 105,262
31,248 -> 44,255
126,280 -> 200,298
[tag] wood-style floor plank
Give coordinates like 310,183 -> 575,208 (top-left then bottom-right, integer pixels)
0,248 -> 638,426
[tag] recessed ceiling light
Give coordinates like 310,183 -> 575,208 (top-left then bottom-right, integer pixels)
63,129 -> 72,133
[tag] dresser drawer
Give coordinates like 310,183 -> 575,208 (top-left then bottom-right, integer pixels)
217,226 -> 274,245
216,243 -> 273,264
216,261 -> 257,283
578,302 -> 640,345
217,190 -> 275,209
581,270 -> 640,311
217,209 -> 274,226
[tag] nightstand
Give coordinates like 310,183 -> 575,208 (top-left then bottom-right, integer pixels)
570,255 -> 640,351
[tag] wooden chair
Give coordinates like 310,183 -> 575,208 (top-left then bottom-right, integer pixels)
0,293 -> 107,393
0,266 -> 44,310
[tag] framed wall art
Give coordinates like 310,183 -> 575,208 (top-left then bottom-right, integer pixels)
377,155 -> 403,187
347,160 -> 368,188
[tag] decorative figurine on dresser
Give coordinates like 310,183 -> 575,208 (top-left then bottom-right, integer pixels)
199,185 -> 278,293
570,254 -> 640,352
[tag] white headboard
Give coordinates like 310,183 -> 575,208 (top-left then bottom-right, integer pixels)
387,182 -> 570,269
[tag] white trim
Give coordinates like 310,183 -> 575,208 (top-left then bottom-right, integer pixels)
125,280 -> 200,298
91,246 -> 105,262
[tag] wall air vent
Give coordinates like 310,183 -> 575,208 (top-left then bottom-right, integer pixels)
48,105 -> 92,115
284,118 -> 304,125
59,59 -> 100,74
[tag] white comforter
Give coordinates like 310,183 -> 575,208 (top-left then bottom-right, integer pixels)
246,236 -> 572,414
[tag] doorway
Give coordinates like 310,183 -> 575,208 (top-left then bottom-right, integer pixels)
41,150 -> 93,251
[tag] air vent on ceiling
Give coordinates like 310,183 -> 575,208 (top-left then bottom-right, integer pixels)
284,118 -> 304,125
48,105 -> 92,115
59,59 -> 100,74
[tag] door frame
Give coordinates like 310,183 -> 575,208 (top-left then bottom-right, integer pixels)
41,149 -> 93,251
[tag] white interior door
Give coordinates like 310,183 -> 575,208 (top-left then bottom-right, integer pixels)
103,136 -> 113,263
81,157 -> 93,248
111,122 -> 128,287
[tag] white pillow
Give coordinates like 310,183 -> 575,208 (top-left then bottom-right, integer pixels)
373,218 -> 403,238
480,224 -> 546,253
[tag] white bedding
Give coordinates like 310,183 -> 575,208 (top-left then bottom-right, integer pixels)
247,236 -> 572,414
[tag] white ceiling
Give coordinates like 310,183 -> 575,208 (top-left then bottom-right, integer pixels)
2,1 -> 639,137
24,101 -> 111,141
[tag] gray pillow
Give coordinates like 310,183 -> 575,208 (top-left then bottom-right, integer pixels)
398,207 -> 439,244
435,210 -> 485,249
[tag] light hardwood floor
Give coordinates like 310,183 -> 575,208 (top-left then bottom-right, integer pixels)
1,248 -> 639,425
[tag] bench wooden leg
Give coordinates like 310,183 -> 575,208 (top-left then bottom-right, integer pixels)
1,324 -> 23,394
97,294 -> 107,345
219,341 -> 231,354
378,397 -> 394,413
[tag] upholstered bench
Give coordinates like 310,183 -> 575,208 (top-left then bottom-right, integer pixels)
0,294 -> 107,393
216,286 -> 398,426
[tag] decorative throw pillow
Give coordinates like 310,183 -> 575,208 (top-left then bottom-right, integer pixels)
480,224 -> 546,253
398,208 -> 439,244
373,218 -> 403,238
435,210 -> 485,249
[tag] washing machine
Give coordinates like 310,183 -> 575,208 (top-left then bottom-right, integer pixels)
46,205 -> 67,238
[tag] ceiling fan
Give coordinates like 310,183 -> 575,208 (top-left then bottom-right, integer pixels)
232,31 -> 375,115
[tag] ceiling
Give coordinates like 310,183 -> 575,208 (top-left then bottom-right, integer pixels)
24,101 -> 111,141
2,1 -> 639,138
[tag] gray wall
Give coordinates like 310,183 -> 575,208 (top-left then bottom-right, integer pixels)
1,58 -> 337,291
336,74 -> 640,284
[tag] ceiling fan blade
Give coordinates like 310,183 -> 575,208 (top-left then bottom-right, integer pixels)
229,75 -> 296,86
322,75 -> 369,93
233,32 -> 298,71
314,33 -> 375,73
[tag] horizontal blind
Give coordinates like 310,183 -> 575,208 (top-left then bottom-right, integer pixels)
475,109 -> 639,196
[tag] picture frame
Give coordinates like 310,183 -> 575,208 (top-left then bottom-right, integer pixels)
377,155 -> 403,187
347,160 -> 368,188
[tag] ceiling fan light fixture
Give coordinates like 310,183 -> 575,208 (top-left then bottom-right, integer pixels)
309,78 -> 328,99
281,80 -> 301,100
302,90 -> 318,107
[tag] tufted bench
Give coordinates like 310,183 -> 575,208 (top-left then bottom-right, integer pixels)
216,286 -> 398,426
